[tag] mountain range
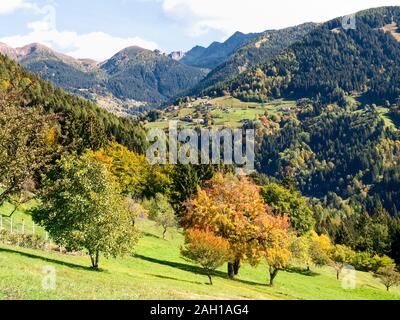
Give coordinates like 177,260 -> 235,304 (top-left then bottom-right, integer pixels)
0,43 -> 207,114
206,6 -> 400,105
3,6 -> 400,115
0,23 -> 316,115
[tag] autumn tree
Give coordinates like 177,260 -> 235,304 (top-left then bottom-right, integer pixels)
93,141 -> 172,199
31,153 -> 139,268
183,173 -> 272,278
309,231 -> 333,267
289,235 -> 312,270
376,266 -> 400,291
255,214 -> 292,286
330,245 -> 356,280
181,229 -> 231,285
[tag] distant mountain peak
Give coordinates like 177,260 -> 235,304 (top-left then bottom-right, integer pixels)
179,31 -> 260,69
16,43 -> 53,57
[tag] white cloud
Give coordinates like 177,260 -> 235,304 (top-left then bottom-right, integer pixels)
0,1 -> 159,61
0,0 -> 30,14
160,0 -> 400,36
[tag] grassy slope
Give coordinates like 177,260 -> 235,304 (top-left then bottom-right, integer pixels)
0,219 -> 399,300
146,97 -> 295,130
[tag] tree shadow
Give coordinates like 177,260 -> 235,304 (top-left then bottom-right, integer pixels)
0,247 -> 100,272
285,267 -> 319,277
134,254 -> 227,278
140,231 -> 161,240
147,274 -> 205,285
232,277 -> 267,287
135,254 -> 267,286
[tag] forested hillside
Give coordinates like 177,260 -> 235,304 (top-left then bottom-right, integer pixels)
0,54 -> 147,153
193,23 -> 316,94
206,7 -> 400,105
101,46 -> 207,104
0,43 -> 207,109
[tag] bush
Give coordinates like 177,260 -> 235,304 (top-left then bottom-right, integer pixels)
353,252 -> 396,272
181,229 -> 231,285
0,229 -> 45,249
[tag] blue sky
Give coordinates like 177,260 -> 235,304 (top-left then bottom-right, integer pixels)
0,0 -> 399,61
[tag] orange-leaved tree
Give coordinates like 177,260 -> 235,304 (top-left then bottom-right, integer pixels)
181,229 -> 231,285
183,173 -> 286,278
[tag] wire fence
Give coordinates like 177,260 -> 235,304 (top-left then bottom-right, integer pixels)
0,215 -> 47,238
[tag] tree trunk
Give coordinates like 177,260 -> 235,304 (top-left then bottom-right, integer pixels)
207,274 -> 213,285
269,268 -> 279,287
387,286 -> 390,292
95,250 -> 99,268
336,270 -> 340,280
90,250 -> 99,269
228,262 -> 235,278
163,227 -> 167,239
233,259 -> 241,276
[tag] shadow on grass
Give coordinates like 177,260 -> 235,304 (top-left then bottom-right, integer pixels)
140,231 -> 161,240
148,274 -> 205,285
0,247 -> 100,272
135,254 -> 267,286
285,267 -> 319,277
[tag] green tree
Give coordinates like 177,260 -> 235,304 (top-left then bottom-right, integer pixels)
0,76 -> 58,209
155,209 -> 178,239
289,235 -> 312,270
261,183 -> 315,235
31,153 -> 139,268
143,193 -> 177,239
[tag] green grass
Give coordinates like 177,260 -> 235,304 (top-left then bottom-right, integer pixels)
1,219 -> 399,300
145,97 -> 296,130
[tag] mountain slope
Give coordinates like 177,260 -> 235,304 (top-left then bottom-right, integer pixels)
0,43 -> 208,110
208,6 -> 400,104
180,31 -> 259,69
1,219 -> 399,300
192,23 -> 316,94
101,46 -> 208,104
0,53 -> 147,153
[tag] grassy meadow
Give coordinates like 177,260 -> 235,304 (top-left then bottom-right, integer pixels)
1,219 -> 399,300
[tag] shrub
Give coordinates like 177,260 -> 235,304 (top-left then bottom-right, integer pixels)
353,252 -> 396,272
181,229 -> 231,285
0,229 -> 45,249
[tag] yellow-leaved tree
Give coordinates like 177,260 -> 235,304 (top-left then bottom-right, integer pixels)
183,173 -> 292,282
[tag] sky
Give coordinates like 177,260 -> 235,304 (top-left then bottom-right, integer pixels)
0,0 -> 399,61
